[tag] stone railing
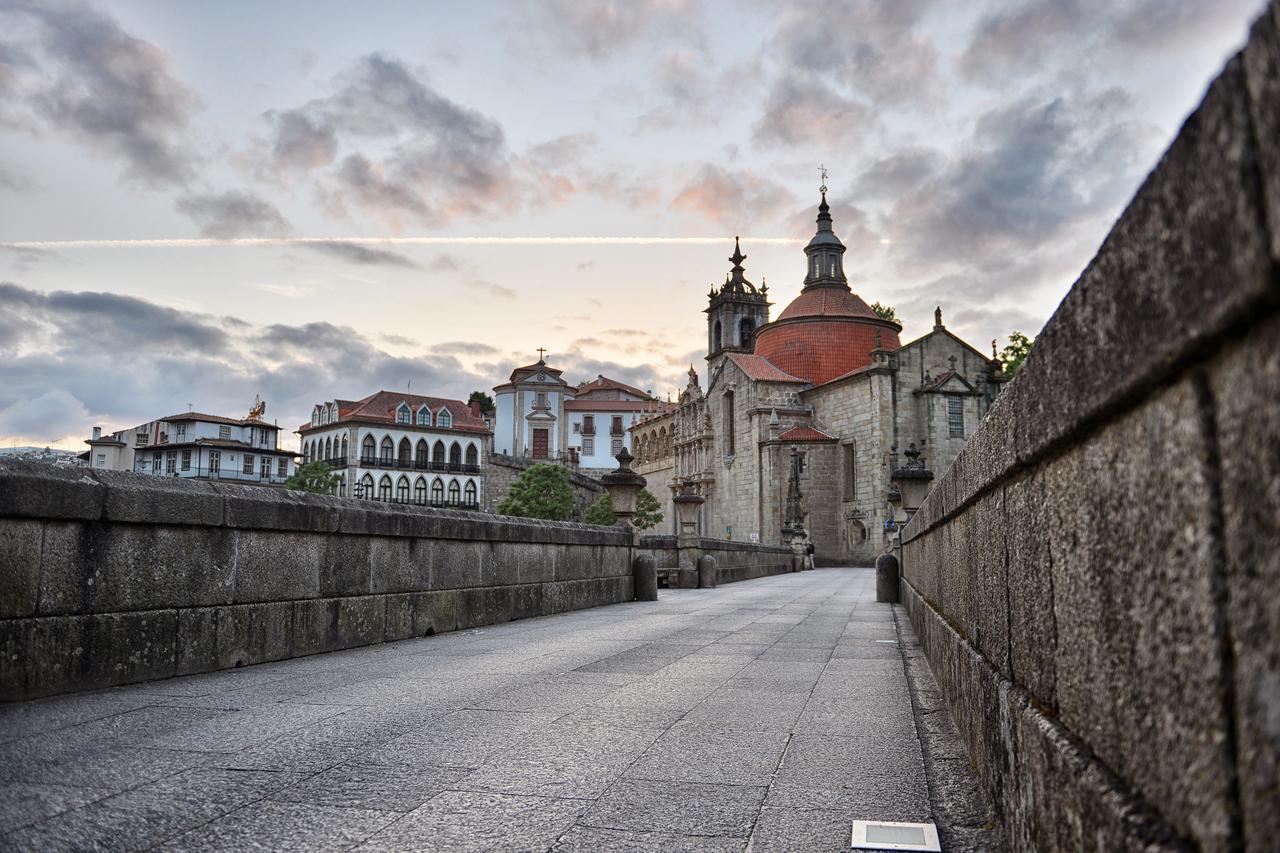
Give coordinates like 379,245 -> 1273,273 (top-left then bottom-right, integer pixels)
0,462 -> 632,701
638,535 -> 795,587
898,7 -> 1279,851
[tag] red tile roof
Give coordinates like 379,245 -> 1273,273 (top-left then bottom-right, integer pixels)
161,412 -> 276,427
779,425 -> 839,442
564,400 -> 674,413
574,375 -> 651,399
776,285 -> 882,321
725,353 -> 806,383
299,391 -> 489,434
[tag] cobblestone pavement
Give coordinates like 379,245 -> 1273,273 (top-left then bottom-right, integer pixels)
1,568 -> 946,852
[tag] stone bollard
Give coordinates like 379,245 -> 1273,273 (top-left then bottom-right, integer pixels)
875,553 -> 900,603
634,553 -> 658,602
697,554 -> 717,589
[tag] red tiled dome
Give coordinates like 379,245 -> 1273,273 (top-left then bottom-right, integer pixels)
753,286 -> 901,385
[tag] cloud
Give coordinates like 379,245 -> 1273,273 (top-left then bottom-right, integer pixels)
0,1 -> 200,186
0,389 -> 89,439
256,53 -> 512,227
470,279 -> 517,299
303,240 -> 418,268
670,165 -> 795,228
958,0 -> 1261,84
752,73 -> 874,148
637,51 -> 761,131
0,160 -> 39,191
851,149 -> 943,201
429,254 -> 463,272
522,0 -> 698,60
176,190 -> 290,239
431,340 -> 499,356
883,88 -> 1157,271
0,281 -> 496,444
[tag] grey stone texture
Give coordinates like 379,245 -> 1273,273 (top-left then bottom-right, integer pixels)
898,7 -> 1280,850
0,569 -> 984,851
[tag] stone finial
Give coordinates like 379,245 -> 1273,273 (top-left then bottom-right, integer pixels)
934,306 -> 943,328
992,339 -> 998,359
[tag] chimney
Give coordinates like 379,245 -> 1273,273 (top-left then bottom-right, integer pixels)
92,426 -> 102,440
469,400 -> 481,418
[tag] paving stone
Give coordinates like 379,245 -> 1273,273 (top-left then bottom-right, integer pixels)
357,790 -> 588,852
0,781 -> 113,833
582,778 -> 767,838
551,825 -> 746,852
748,806 -> 855,853
1,789 -> 234,852
148,703 -> 356,753
159,800 -> 400,852
271,762 -> 466,812
130,767 -> 305,807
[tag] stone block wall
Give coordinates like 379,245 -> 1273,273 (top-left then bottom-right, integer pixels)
0,461 -> 631,701
483,452 -> 605,518
637,535 -> 794,584
898,8 -> 1280,850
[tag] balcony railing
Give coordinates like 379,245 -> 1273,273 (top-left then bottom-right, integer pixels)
354,455 -> 481,473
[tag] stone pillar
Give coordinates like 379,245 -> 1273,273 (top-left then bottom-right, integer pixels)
633,553 -> 658,602
875,553 -> 899,603
673,486 -> 704,589
601,448 -> 646,547
697,554 -> 718,589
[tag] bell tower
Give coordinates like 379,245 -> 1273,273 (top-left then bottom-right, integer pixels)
705,237 -> 770,371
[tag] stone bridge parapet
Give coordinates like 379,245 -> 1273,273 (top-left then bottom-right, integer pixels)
898,6 -> 1280,850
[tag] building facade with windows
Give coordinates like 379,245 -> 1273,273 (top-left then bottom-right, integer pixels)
84,406 -> 295,485
297,391 -> 489,509
629,195 -> 1006,563
492,365 -> 671,472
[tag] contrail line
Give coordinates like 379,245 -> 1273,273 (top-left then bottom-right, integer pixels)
2,236 -> 805,249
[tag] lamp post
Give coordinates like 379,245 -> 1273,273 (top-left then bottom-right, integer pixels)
601,448 -> 646,543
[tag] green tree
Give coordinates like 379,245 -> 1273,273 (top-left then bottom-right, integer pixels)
870,302 -> 898,323
285,461 -> 342,495
468,390 -> 495,414
582,489 -> 664,530
496,463 -> 575,520
1000,331 -> 1034,376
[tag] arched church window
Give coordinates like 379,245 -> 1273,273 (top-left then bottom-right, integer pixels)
739,318 -> 754,347
360,474 -> 374,499
449,442 -> 462,467
415,439 -> 429,467
398,437 -> 411,466
723,391 -> 735,455
433,439 -> 446,466
431,478 -> 445,504
377,475 -> 392,501
448,479 -> 461,505
465,444 -> 478,467
464,480 -> 477,506
379,436 -> 393,463
361,435 -> 375,462
395,476 -> 409,503
414,477 -> 427,504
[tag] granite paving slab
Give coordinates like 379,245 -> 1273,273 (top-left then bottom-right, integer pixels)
2,568 -> 992,851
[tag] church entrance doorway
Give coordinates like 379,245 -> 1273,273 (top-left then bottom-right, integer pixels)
532,429 -> 549,459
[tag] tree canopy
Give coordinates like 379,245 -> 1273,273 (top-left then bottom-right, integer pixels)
496,463 -> 575,520
870,302 -> 898,323
285,461 -> 342,495
583,489 -> 663,530
468,390 -> 495,414
1000,331 -> 1034,376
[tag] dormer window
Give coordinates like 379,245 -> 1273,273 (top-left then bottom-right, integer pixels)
437,408 -> 453,429
416,406 -> 431,426
396,404 -> 411,424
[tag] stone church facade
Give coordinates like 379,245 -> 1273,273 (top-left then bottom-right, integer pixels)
631,194 -> 1007,564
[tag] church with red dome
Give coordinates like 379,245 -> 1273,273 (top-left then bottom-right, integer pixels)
631,192 -> 1008,563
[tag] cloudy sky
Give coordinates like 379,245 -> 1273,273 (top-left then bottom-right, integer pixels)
0,0 -> 1266,449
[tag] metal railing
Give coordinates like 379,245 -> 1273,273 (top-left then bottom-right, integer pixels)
353,455 -> 480,473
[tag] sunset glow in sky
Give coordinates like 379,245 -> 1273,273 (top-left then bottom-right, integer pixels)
0,0 -> 1266,448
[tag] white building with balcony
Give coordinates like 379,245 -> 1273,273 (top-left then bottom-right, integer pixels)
492,358 -> 673,472
298,390 -> 489,509
85,405 -> 296,485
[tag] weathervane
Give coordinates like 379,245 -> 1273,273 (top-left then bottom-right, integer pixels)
819,164 -> 828,195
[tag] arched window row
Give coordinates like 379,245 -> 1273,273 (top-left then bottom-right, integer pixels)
353,472 -> 479,510
303,434 -> 348,466
353,433 -> 481,473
